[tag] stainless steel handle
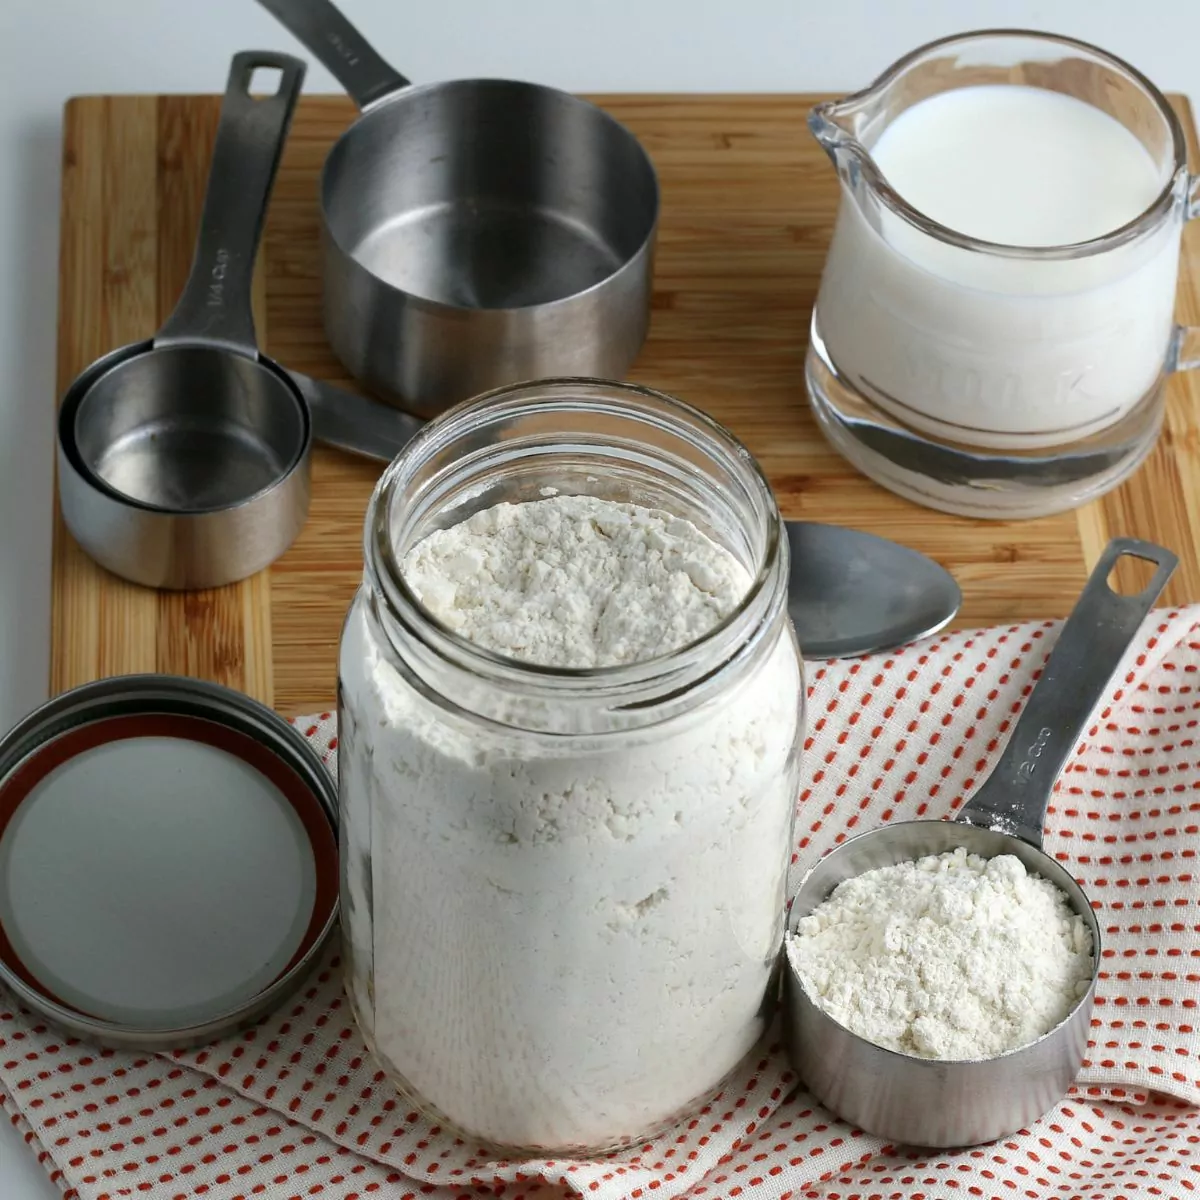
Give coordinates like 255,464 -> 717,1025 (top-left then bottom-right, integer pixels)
256,0 -> 409,110
958,537 -> 1177,848
290,371 -> 424,463
155,51 -> 305,355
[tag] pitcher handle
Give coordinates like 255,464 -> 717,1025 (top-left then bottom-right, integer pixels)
1166,174 -> 1200,372
1169,325 -> 1200,374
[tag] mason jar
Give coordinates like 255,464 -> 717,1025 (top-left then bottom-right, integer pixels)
337,379 -> 804,1154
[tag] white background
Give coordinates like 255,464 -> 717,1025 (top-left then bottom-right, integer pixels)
1,1 -> 1198,1194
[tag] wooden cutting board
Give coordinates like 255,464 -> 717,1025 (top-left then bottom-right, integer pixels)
51,92 -> 1200,716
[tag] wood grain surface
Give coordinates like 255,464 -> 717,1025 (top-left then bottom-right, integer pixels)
51,92 -> 1200,715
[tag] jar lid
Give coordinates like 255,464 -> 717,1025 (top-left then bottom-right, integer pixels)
0,676 -> 338,1049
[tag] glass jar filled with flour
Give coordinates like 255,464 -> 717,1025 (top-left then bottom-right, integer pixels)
337,379 -> 804,1154
807,30 -> 1200,519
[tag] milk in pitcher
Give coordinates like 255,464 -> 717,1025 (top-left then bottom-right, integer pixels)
813,84 -> 1178,451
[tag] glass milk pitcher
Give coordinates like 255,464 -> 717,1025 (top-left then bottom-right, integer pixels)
807,30 -> 1200,519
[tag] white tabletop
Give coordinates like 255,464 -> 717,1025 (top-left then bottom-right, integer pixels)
1,0 -> 1197,1195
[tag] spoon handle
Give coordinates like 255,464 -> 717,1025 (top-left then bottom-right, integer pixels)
289,369 -> 424,463
958,538 -> 1176,849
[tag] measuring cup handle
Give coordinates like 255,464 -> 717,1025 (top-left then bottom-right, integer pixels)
958,538 -> 1177,848
290,371 -> 425,463
155,51 -> 305,355
255,0 -> 409,110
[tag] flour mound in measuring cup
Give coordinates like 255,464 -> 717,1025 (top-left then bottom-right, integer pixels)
787,847 -> 1094,1059
401,494 -> 748,667
339,492 -> 801,1148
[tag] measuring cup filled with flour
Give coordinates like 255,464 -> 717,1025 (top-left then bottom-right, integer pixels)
807,30 -> 1200,519
782,537 -> 1176,1148
337,379 -> 805,1154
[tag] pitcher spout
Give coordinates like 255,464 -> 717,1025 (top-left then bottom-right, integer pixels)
808,90 -> 882,173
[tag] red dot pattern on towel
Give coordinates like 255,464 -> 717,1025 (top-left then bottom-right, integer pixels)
2,614 -> 1200,1199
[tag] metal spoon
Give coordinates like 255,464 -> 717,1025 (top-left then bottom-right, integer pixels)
785,521 -> 960,659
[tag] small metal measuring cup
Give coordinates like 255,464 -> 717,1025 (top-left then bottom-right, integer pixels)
56,51 -> 421,590
782,537 -> 1177,1148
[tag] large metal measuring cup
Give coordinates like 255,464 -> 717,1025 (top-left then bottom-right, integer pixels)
255,0 -> 660,416
783,537 -> 1177,1147
56,51 -> 421,590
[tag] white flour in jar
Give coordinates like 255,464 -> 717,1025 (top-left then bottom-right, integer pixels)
401,494 -> 751,666
339,494 -> 801,1149
787,847 -> 1094,1059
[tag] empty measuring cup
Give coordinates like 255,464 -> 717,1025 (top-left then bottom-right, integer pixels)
783,537 -> 1177,1147
56,51 -> 422,590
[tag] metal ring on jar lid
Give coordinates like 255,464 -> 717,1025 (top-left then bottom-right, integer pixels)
0,675 -> 338,1050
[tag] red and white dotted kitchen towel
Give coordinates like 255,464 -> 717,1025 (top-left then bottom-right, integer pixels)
4,608 -> 1200,1200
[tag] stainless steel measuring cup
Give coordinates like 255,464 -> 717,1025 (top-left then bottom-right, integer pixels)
782,537 -> 1177,1148
256,0 -> 660,416
56,51 -> 422,590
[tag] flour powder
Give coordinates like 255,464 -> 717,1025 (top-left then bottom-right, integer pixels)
338,494 -> 802,1149
787,847 -> 1095,1059
401,494 -> 751,666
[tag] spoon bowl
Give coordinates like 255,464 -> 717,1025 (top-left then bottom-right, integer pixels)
784,521 -> 961,659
